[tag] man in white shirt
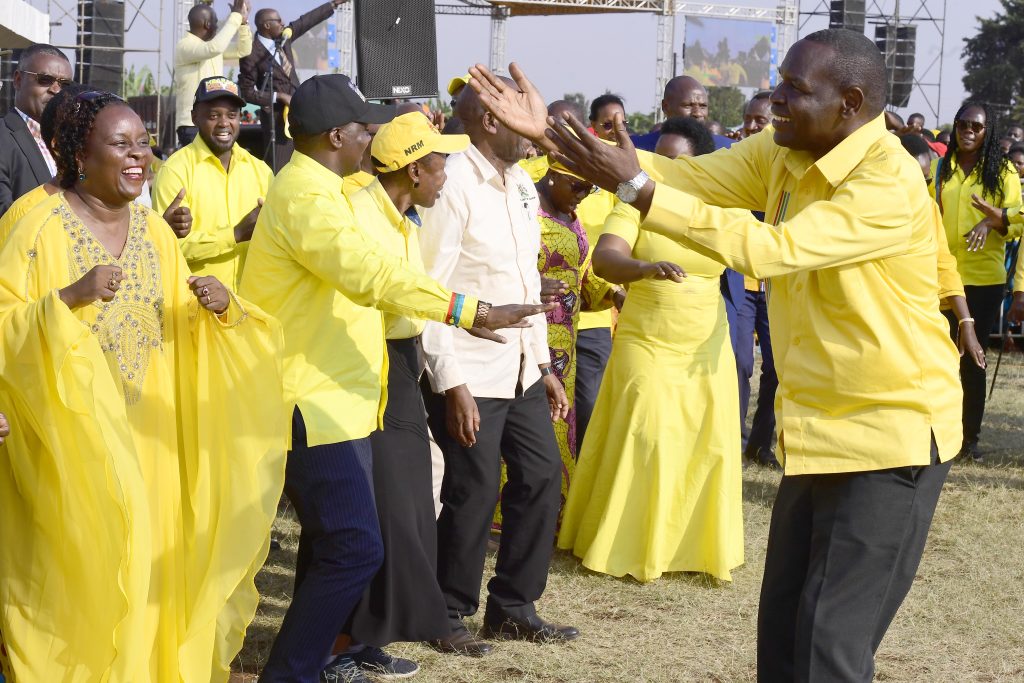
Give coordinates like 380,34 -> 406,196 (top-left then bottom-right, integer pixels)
419,81 -> 578,656
173,0 -> 251,148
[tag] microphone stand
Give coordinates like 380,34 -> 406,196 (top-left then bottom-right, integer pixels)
258,36 -> 283,171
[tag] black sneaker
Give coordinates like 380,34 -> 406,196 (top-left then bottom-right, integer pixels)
351,647 -> 420,679
321,655 -> 371,683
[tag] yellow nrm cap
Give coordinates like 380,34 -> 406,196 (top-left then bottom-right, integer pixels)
372,112 -> 470,172
447,74 -> 471,96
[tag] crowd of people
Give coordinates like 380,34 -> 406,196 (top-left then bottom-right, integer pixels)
1,8 -> 1023,683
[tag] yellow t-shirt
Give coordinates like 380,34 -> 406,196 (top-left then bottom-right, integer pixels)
153,136 -> 273,290
929,155 -> 1022,286
638,114 -> 962,475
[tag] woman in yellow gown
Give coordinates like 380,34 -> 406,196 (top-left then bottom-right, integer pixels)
557,122 -> 744,582
0,92 -> 286,681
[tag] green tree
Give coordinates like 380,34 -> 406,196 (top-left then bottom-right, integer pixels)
122,65 -> 156,98
962,0 -> 1024,122
706,85 -> 745,128
627,110 -> 657,134
562,92 -> 588,120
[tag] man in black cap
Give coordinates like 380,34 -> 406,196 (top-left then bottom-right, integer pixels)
154,76 -> 272,290
241,74 -> 551,683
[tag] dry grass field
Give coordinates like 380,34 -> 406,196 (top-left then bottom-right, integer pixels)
235,353 -> 1024,682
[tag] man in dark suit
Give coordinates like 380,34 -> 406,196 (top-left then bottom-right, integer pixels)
238,0 -> 348,171
0,44 -> 72,215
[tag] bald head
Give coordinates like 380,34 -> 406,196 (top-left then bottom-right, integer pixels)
457,76 -> 527,166
663,76 -> 709,121
548,99 -> 585,123
188,5 -> 216,37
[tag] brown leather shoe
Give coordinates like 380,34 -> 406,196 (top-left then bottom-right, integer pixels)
428,629 -> 494,657
481,615 -> 580,643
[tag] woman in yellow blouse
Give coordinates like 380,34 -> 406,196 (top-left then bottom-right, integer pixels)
0,91 -> 286,681
930,102 -> 1022,462
557,120 -> 743,582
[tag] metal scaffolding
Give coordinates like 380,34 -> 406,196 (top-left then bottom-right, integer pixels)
436,0 -> 799,116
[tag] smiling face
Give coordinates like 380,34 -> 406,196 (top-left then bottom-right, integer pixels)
77,104 -> 153,204
742,97 -> 772,137
769,40 -> 848,159
337,121 -> 372,176
193,98 -> 241,157
410,152 -> 448,209
591,102 -> 626,142
955,106 -> 986,155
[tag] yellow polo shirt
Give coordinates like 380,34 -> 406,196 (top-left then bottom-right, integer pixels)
153,136 -> 273,290
0,183 -> 52,244
929,155 -> 1022,286
239,152 -> 478,448
1008,206 -> 1024,293
637,114 -> 963,475
521,155 -> 615,330
349,178 -> 427,339
342,170 -> 376,197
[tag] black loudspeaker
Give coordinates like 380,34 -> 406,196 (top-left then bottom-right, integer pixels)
875,24 -> 916,108
355,0 -> 438,100
77,0 -> 125,96
828,0 -> 866,32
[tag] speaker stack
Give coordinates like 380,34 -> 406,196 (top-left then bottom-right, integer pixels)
77,0 -> 125,96
354,0 -> 439,100
874,24 -> 916,108
828,0 -> 866,32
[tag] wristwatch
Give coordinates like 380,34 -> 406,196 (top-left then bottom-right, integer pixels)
615,170 -> 650,203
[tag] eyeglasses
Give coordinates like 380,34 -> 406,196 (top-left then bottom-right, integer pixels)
19,70 -> 73,88
599,121 -> 614,131
956,120 -> 986,134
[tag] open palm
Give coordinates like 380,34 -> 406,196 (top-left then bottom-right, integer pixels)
469,63 -> 549,142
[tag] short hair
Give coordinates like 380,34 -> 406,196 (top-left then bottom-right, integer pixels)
899,133 -> 931,158
1008,143 -> 1024,157
547,99 -> 585,123
1006,122 -> 1024,132
52,91 -> 128,189
659,116 -> 715,156
802,28 -> 887,116
255,8 -> 276,26
17,43 -> 70,71
589,94 -> 625,122
908,112 -> 925,121
188,4 -> 214,27
40,82 -> 87,154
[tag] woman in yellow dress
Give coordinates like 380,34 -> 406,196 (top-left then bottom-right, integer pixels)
557,119 -> 744,582
0,91 -> 286,681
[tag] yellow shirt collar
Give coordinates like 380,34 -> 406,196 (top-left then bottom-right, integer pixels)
189,134 -> 244,171
289,150 -> 347,193
364,178 -> 409,234
783,113 -> 889,186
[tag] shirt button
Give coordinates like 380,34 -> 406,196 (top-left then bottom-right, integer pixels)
792,337 -> 801,346
794,282 -> 803,292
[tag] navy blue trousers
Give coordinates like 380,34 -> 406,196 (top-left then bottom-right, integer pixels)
260,409 -> 384,683
574,327 -> 612,457
736,289 -> 778,455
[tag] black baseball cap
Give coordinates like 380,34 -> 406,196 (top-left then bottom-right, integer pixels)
193,76 -> 246,108
288,74 -> 396,136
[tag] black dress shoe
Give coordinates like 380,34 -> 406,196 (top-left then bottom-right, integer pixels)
428,629 -> 494,657
481,614 -> 580,643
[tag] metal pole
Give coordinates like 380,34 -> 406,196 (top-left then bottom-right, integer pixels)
654,1 -> 675,124
489,6 -> 509,75
936,0 -> 946,127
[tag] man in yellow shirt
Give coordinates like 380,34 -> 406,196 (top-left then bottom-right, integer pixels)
239,74 -> 548,683
154,77 -> 271,290
172,0 -> 252,147
471,27 -> 963,682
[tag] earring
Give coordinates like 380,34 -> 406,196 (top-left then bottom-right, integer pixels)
78,169 -> 86,181
414,181 -> 420,188
548,179 -> 554,186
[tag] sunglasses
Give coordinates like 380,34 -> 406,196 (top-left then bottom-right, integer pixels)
75,90 -> 125,103
956,120 -> 986,134
599,121 -> 614,131
20,70 -> 73,88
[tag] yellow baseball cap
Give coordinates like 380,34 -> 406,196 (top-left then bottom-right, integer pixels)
371,112 -> 470,172
447,74 -> 470,96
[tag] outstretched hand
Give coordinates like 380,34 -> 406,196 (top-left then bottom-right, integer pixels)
545,110 -> 642,195
468,63 -> 550,145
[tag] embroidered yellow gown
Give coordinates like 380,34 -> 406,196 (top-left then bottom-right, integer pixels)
557,201 -> 744,582
0,193 -> 286,682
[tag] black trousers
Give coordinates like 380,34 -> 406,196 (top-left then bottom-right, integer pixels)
574,327 -> 612,457
942,283 -> 1005,446
424,379 -> 561,631
261,409 -> 383,682
757,441 -> 951,682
